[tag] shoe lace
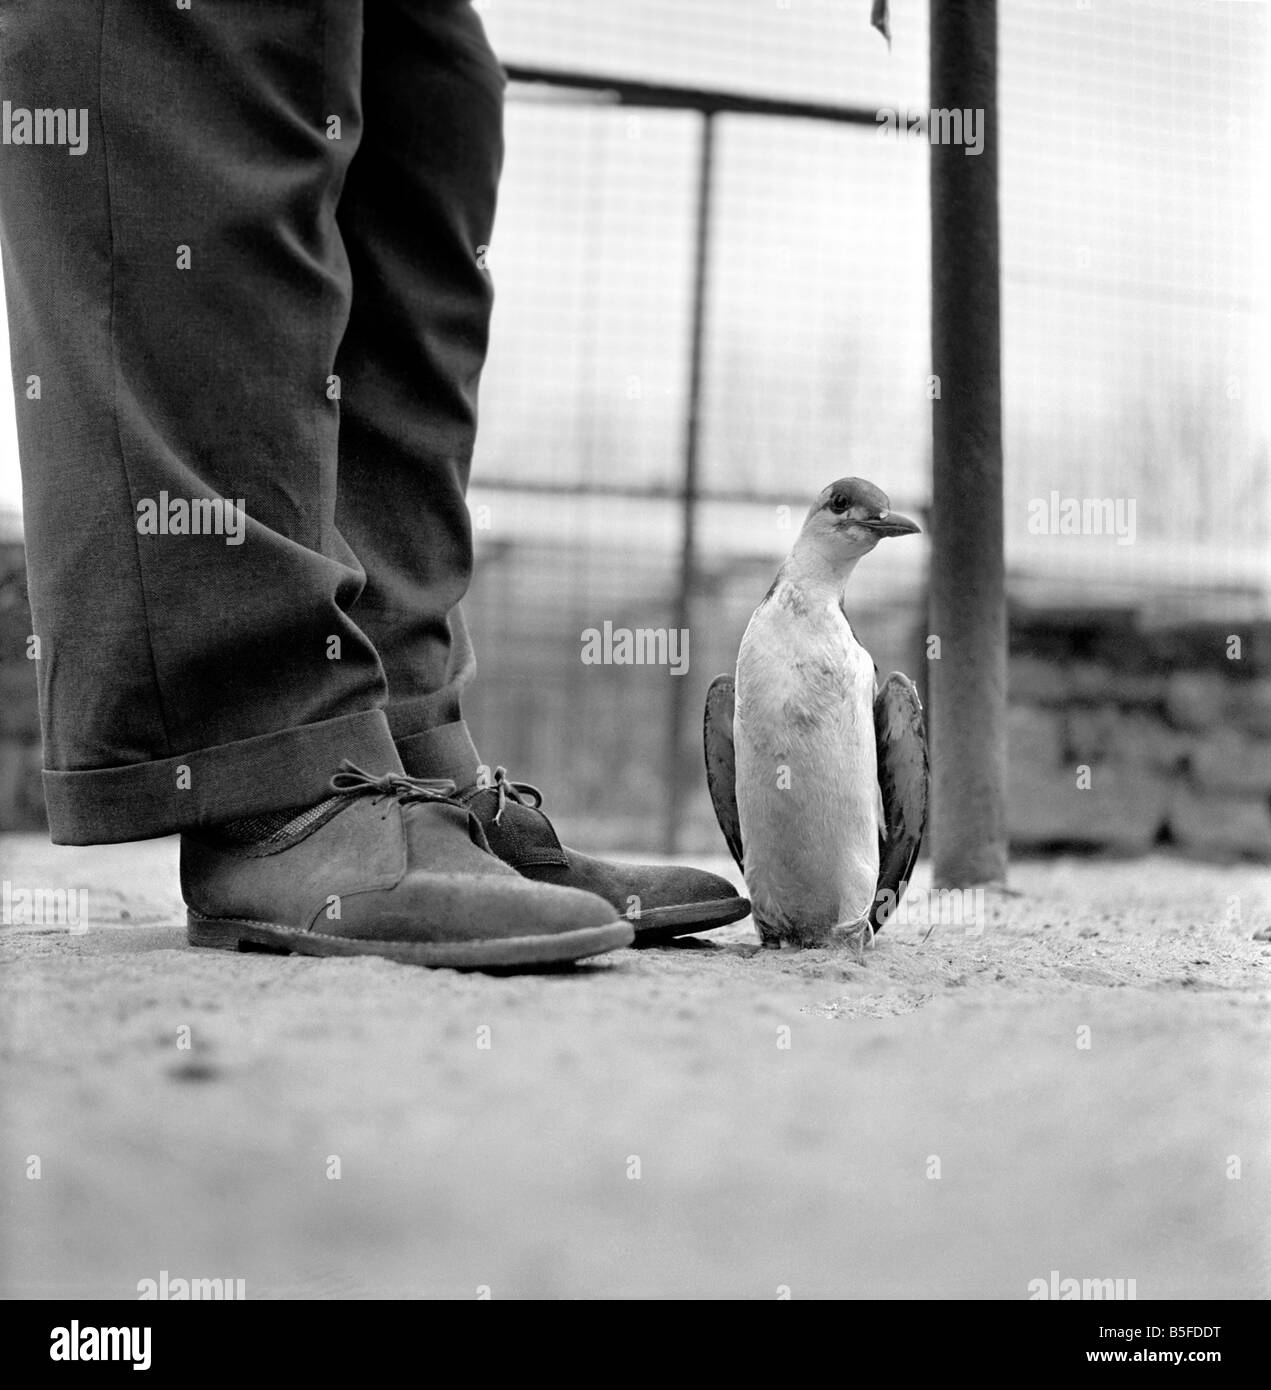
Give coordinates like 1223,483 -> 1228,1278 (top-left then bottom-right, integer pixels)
330,761 -> 462,808
489,766 -> 543,825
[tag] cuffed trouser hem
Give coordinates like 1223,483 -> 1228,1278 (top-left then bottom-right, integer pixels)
394,719 -> 482,787
43,709 -> 403,846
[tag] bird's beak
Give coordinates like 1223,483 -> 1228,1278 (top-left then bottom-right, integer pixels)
862,511 -> 921,538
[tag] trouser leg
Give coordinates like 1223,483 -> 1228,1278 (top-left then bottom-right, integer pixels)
0,0 -> 401,843
334,0 -> 505,786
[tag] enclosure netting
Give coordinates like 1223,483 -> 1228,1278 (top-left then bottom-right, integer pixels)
462,1 -> 1264,849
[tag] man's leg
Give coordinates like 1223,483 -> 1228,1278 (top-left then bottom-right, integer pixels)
0,0 -> 629,967
333,0 -> 498,788
335,1 -> 748,940
0,0 -> 397,843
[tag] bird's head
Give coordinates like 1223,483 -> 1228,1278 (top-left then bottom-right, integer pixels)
796,478 -> 921,564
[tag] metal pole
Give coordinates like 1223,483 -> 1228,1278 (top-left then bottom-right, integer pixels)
664,110 -> 715,854
929,0 -> 1007,885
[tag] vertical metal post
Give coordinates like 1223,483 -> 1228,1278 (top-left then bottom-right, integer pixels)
664,110 -> 715,854
929,0 -> 1008,885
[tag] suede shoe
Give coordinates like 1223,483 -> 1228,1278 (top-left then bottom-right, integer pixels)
182,764 -> 633,969
457,768 -> 750,943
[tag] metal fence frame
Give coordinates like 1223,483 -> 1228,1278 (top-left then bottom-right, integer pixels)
499,64 -> 908,852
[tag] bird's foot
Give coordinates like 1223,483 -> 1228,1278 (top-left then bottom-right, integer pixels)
842,918 -> 875,965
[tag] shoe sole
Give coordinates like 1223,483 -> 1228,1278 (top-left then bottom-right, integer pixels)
629,895 -> 751,944
187,912 -> 634,970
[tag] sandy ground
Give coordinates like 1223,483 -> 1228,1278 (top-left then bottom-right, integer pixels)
1,832 -> 1268,1300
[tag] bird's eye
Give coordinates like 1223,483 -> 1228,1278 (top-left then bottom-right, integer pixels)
827,495 -> 850,515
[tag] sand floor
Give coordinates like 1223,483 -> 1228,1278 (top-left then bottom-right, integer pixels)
2,834 -> 1268,1299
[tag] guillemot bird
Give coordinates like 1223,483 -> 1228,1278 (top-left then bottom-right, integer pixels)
704,478 -> 928,954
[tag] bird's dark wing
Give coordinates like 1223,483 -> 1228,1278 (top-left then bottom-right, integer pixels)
704,674 -> 744,871
870,671 -> 928,933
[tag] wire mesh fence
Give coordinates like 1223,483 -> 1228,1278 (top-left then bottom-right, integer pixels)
462,0 -> 1267,853
0,1 -> 1264,848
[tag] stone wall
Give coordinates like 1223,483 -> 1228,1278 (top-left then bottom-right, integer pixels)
2,536 -> 1269,862
1009,607 -> 1271,860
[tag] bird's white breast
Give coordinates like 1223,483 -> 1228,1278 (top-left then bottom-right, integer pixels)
734,582 -> 880,942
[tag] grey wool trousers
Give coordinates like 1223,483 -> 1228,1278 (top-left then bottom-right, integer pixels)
0,0 -> 502,843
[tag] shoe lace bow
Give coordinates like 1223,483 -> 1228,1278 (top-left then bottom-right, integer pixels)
489,766 -> 543,825
330,761 -> 461,807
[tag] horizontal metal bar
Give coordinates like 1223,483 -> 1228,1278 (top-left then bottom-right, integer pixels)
470,476 -> 928,512
503,63 -> 885,126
